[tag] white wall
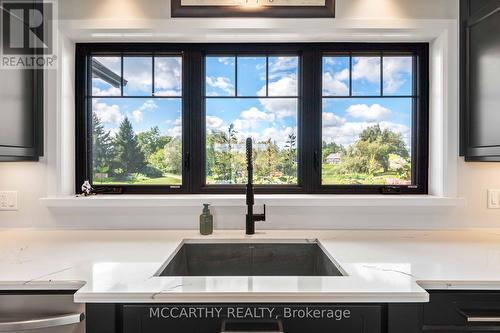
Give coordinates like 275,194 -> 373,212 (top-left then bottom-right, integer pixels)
1,0 -> 500,230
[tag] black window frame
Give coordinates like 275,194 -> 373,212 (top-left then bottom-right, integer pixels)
76,43 -> 428,195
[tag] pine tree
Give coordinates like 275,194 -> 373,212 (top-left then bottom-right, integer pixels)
113,117 -> 145,175
92,113 -> 113,178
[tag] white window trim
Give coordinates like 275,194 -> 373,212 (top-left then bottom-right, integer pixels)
42,18 -> 463,209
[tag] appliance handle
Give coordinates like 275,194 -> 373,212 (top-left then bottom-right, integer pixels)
221,319 -> 284,333
458,308 -> 500,324
0,313 -> 85,332
466,316 -> 500,323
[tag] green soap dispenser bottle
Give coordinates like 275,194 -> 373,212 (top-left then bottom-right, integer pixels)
199,204 -> 213,235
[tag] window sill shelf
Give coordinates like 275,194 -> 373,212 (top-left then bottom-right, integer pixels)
39,195 -> 466,209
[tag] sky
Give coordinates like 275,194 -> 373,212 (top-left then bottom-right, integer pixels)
91,56 -> 182,138
205,56 -> 299,149
90,54 -> 413,151
321,56 -> 414,148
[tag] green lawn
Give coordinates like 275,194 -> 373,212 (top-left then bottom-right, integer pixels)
94,173 -> 182,186
322,164 -> 407,185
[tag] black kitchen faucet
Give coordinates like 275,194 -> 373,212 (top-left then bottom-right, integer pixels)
246,137 -> 266,235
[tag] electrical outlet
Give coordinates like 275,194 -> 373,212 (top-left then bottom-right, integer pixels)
487,189 -> 500,209
0,191 -> 18,211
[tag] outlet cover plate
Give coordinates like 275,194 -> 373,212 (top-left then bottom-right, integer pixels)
0,191 -> 18,211
487,189 -> 500,209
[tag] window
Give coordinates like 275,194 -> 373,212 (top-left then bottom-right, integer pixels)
76,44 -> 428,194
205,55 -> 299,185
322,54 -> 415,186
87,55 -> 183,188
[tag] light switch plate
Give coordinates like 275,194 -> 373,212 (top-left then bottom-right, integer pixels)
0,191 -> 18,211
487,189 -> 500,209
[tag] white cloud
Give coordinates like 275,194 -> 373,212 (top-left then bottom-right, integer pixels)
233,107 -> 276,133
258,98 -> 296,120
322,112 -> 346,127
92,99 -> 124,125
140,100 -> 158,111
132,110 -> 143,123
218,57 -> 234,66
322,71 -> 349,96
268,57 -> 298,79
383,57 -> 412,94
206,76 -> 234,95
167,117 -> 182,138
123,58 -> 153,94
206,115 -> 224,130
257,76 -> 297,119
352,57 -> 381,83
92,78 -> 121,96
155,57 -> 182,96
265,75 -> 297,96
241,107 -> 275,122
346,104 -> 391,122
130,100 -> 158,124
323,120 -> 410,147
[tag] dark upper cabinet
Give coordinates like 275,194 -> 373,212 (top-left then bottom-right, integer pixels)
460,0 -> 500,161
0,68 -> 43,161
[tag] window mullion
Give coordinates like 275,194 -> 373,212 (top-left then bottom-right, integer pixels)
187,49 -> 204,193
301,48 -> 321,193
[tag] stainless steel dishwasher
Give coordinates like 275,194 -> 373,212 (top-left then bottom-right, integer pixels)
0,293 -> 85,333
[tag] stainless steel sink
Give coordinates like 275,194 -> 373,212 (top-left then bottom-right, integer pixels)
157,240 -> 344,277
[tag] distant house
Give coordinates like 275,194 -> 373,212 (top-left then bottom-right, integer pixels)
325,152 -> 342,164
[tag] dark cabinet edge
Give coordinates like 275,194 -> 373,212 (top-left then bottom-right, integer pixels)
0,68 -> 44,162
460,0 -> 500,161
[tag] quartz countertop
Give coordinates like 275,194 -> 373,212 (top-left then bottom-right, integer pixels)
1,229 -> 500,303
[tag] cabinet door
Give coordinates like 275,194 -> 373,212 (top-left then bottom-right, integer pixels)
460,0 -> 500,161
122,304 -> 383,333
0,68 -> 43,161
388,291 -> 500,333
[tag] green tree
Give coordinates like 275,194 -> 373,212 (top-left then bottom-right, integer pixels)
113,117 -> 146,175
92,113 -> 113,181
164,138 -> 183,175
255,139 -> 279,184
210,124 -> 239,183
148,149 -> 168,174
136,126 -> 171,159
343,125 -> 409,174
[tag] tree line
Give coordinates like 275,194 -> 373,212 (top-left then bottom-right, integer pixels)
92,114 -> 181,182
206,125 -> 298,185
92,113 -> 409,185
323,124 -> 411,180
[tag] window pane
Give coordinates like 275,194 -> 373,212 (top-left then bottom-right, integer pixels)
206,56 -> 235,96
237,57 -> 266,96
268,56 -> 298,96
206,98 -> 298,185
91,57 -> 121,96
123,57 -> 152,96
322,98 -> 412,185
154,57 -> 182,97
383,56 -> 413,96
352,56 -> 381,96
91,98 -> 182,185
322,56 -> 350,96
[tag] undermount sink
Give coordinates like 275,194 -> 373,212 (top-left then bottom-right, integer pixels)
157,240 -> 345,277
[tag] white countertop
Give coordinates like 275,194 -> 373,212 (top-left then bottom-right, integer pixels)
1,229 -> 500,303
